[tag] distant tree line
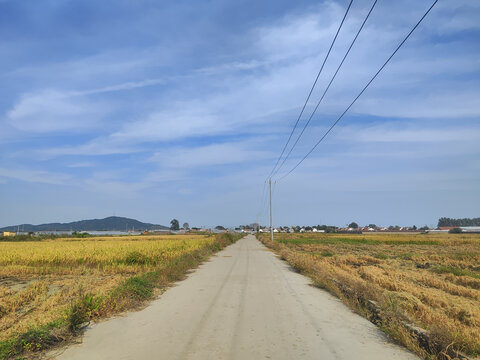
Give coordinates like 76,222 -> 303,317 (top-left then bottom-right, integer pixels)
438,217 -> 480,227
170,219 -> 191,231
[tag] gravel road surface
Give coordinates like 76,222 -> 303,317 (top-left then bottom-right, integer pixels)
55,235 -> 418,360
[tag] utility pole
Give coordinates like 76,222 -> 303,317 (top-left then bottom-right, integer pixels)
269,178 -> 273,242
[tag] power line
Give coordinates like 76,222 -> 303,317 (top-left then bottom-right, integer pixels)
266,0 -> 354,180
272,0 -> 378,177
276,0 -> 438,181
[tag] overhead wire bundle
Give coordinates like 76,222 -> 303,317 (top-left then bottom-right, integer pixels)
266,0 -> 354,181
258,0 -> 438,224
273,0 -> 438,181
272,0 -> 379,178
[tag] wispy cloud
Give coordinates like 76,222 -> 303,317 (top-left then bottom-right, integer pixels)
0,167 -> 72,185
67,162 -> 95,168
110,106 -> 227,143
5,90 -> 107,133
334,123 -> 480,143
148,141 -> 272,168
71,78 -> 168,96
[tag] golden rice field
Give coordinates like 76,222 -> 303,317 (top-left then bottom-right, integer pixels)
0,233 -> 234,357
0,235 -> 216,276
258,232 -> 480,360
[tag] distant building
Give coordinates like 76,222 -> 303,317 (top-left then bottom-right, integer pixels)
147,229 -> 171,234
1,231 -> 16,236
461,227 -> 480,233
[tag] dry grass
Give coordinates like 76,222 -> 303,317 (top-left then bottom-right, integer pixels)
258,232 -> 480,360
0,233 -> 241,358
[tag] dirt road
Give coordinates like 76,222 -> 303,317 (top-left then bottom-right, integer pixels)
55,235 -> 418,359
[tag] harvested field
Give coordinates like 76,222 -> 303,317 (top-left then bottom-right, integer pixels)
0,233 -> 242,359
257,232 -> 480,360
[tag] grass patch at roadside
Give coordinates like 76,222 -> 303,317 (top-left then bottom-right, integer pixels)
0,320 -> 64,359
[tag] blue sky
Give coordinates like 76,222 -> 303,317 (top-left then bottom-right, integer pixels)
0,0 -> 479,228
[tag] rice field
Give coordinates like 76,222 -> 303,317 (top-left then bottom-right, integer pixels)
0,233 -> 238,358
258,232 -> 480,359
0,235 -> 216,276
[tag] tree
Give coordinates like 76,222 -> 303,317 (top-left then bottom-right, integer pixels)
348,222 -> 359,229
368,224 -> 377,229
250,223 -> 259,231
170,219 -> 179,231
215,225 -> 226,231
438,217 -> 480,227
182,222 -> 190,230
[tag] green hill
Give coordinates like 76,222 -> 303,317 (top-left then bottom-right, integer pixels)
0,216 -> 169,232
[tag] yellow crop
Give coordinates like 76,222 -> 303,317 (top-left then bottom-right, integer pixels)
0,234 -> 217,343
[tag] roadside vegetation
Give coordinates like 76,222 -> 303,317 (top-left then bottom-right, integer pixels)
0,232 -> 242,359
257,232 -> 480,360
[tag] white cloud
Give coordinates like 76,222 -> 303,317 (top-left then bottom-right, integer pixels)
110,105 -> 227,143
3,1 -> 480,190
254,2 -> 345,62
431,1 -> 480,33
14,2 -> 480,153
8,48 -> 160,85
38,137 -> 143,157
357,93 -> 480,119
72,78 -> 168,96
196,60 -> 266,75
334,123 -> 480,143
6,90 -> 106,133
67,162 -> 95,168
149,141 -> 272,168
110,2 -> 480,144
0,167 -> 71,185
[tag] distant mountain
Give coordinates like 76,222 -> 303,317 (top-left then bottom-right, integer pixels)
0,216 -> 169,232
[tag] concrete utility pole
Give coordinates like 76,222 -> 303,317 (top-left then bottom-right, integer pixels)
269,178 -> 273,242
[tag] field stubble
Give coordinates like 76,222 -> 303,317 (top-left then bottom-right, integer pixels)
0,233 -> 241,359
258,232 -> 480,360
